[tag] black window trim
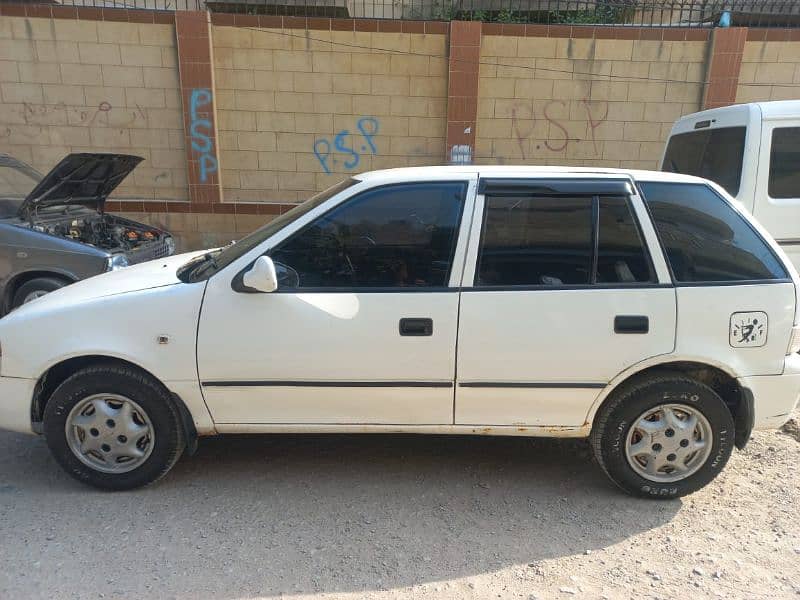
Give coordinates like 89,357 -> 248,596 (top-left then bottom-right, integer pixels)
637,180 -> 791,287
471,186 -> 658,290
234,179 -> 471,294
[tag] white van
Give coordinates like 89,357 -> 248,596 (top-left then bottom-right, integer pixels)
662,100 -> 800,269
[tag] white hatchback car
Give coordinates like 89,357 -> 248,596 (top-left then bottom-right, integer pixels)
1,166 -> 799,497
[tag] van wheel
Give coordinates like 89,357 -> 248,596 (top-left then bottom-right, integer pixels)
591,374 -> 734,499
43,364 -> 184,491
12,277 -> 67,308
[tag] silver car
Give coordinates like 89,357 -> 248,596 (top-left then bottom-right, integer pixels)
0,153 -> 175,315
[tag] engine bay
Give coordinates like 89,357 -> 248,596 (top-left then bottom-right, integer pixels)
29,211 -> 168,254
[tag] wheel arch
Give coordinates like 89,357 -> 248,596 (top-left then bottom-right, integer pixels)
587,356 -> 752,449
2,269 -> 76,314
31,354 -> 198,454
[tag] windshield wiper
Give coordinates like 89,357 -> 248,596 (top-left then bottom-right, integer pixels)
179,251 -> 221,283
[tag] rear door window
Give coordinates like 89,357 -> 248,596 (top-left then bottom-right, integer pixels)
769,127 -> 800,199
475,193 -> 653,287
597,196 -> 653,284
639,182 -> 787,283
662,127 -> 746,197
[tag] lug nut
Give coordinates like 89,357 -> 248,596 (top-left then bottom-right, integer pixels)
667,453 -> 677,461
101,444 -> 111,453
680,439 -> 689,447
665,429 -> 675,437
89,428 -> 99,437
117,435 -> 128,444
652,443 -> 662,452
106,419 -> 115,428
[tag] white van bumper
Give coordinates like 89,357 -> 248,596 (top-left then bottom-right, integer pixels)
0,376 -> 36,434
739,353 -> 800,430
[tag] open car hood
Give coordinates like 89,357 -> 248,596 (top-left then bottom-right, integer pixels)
18,153 -> 143,218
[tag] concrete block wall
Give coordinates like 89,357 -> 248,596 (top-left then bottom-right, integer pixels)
0,14 -> 188,201
212,23 -> 449,203
738,35 -> 800,102
475,32 -> 708,170
1,4 -> 799,250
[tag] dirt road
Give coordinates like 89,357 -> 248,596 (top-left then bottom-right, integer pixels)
1,414 -> 798,599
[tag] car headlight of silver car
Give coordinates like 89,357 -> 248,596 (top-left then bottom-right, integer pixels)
165,236 -> 176,255
106,253 -> 129,271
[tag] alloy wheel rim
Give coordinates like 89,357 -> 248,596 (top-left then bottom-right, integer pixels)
65,394 -> 154,474
624,403 -> 713,483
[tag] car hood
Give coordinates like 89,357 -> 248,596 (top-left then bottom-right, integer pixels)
7,250 -> 208,319
18,153 -> 143,218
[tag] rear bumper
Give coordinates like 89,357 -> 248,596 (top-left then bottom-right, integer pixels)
0,376 -> 36,434
738,353 -> 800,430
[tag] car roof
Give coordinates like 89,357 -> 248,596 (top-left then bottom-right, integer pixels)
353,165 -> 709,186
674,100 -> 800,123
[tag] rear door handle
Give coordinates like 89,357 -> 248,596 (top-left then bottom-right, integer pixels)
399,318 -> 433,336
614,315 -> 649,334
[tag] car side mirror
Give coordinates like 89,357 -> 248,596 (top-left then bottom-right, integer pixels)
241,256 -> 278,293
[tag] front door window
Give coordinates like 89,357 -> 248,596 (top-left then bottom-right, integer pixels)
270,182 -> 467,289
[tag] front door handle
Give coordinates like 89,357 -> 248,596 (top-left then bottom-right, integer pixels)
399,318 -> 433,336
615,315 -> 649,334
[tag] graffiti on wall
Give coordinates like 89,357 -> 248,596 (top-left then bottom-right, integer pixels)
313,117 -> 379,175
510,98 -> 609,159
189,88 -> 218,184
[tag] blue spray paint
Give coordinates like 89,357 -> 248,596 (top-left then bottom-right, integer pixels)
189,88 -> 218,183
313,117 -> 379,175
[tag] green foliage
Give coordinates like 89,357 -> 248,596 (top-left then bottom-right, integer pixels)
549,6 -> 628,25
496,9 -> 523,23
431,0 -> 456,21
466,9 -> 488,22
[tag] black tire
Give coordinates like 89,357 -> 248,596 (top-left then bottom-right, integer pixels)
43,364 -> 184,491
12,277 -> 68,308
591,374 -> 735,499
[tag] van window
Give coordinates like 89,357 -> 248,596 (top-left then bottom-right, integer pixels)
475,195 -> 653,287
662,127 -> 746,196
639,182 -> 787,283
769,127 -> 800,199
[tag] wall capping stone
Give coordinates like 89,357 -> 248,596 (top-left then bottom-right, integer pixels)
480,23 -> 710,41
0,2 -> 175,23
208,13 -> 449,34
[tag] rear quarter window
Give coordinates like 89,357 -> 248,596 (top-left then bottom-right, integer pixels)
639,182 -> 787,283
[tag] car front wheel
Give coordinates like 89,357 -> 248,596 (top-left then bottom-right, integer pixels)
12,276 -> 67,309
43,364 -> 184,490
591,374 -> 734,499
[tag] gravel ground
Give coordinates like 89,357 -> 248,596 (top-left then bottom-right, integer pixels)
1,413 -> 799,600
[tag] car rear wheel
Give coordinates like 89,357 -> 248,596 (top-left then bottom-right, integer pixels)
591,374 -> 734,499
43,364 -> 184,490
12,277 -> 67,308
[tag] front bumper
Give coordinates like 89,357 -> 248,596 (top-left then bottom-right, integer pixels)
738,353 -> 800,430
0,376 -> 37,434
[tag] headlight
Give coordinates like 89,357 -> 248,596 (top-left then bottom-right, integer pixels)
165,236 -> 176,255
107,254 -> 129,271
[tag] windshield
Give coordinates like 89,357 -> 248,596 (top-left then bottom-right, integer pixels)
662,126 -> 746,196
178,178 -> 359,283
